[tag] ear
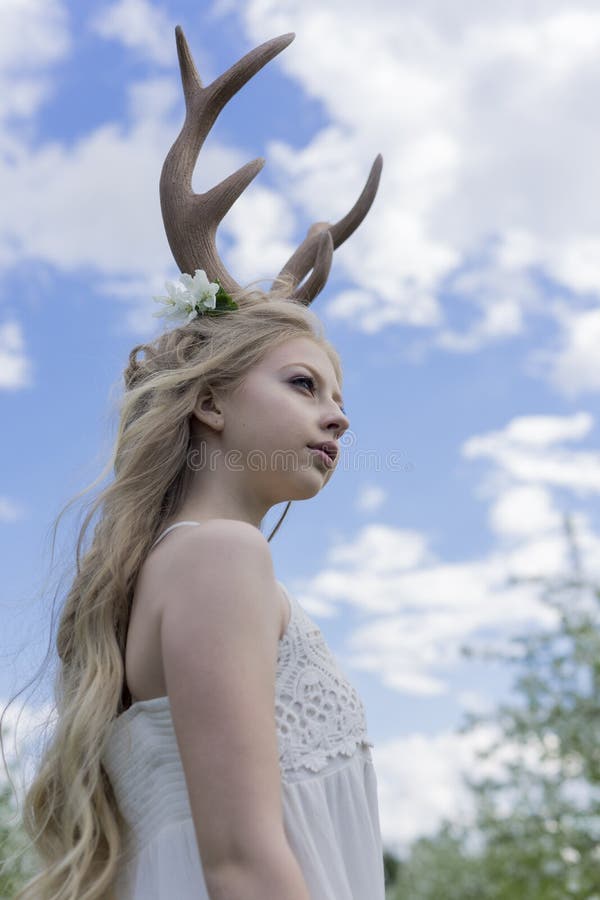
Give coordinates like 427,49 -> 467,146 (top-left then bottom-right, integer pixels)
191,390 -> 225,432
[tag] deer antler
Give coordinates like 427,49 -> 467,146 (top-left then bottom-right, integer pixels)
160,26 -> 383,306
271,156 -> 383,303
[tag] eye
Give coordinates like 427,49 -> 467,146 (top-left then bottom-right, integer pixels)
290,376 -> 347,416
291,375 -> 316,394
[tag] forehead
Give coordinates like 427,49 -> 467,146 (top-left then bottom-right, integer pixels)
261,336 -> 341,382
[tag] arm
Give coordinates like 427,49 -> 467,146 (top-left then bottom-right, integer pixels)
203,840 -> 311,900
159,519 -> 311,900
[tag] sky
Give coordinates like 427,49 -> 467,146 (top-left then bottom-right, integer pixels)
2,0 -> 600,858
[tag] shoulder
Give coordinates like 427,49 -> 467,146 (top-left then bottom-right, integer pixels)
149,518 -> 280,635
153,519 -> 273,572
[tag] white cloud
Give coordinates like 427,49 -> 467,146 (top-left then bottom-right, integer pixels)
337,551 -> 563,695
435,296 -> 524,353
329,524 -> 435,574
295,411 -> 600,697
375,721 -> 565,853
434,242 -> 536,353
0,496 -> 26,522
293,523 -> 568,695
488,485 -> 563,538
0,320 -> 34,390
355,483 -> 387,513
90,0 -> 175,66
0,111 -> 172,275
0,0 -> 68,73
375,726 -> 488,852
534,306 -> 600,398
0,0 -> 69,125
501,412 -> 594,446
219,184 -> 299,289
551,237 -> 600,294
214,0 -> 600,395
463,413 -> 600,493
0,698 -> 55,799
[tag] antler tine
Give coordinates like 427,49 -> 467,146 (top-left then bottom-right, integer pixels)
271,154 -> 383,304
292,231 -> 334,306
160,26 -> 296,289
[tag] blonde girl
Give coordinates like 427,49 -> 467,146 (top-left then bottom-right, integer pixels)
2,26 -> 384,900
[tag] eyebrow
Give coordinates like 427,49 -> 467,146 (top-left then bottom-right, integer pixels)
280,362 -> 345,407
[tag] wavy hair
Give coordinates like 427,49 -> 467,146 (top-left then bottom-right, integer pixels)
1,276 -> 343,900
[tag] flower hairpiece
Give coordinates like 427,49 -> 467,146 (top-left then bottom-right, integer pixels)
152,269 -> 239,325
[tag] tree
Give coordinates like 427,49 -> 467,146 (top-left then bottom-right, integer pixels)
386,822 -> 491,899
0,781 -> 38,898
388,513 -> 600,898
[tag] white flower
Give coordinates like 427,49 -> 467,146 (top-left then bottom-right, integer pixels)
152,269 -> 220,324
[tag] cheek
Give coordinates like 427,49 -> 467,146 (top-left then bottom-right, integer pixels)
262,385 -> 300,424
232,382 -> 304,445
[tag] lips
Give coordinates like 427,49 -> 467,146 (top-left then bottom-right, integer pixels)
307,445 -> 336,468
307,441 -> 338,461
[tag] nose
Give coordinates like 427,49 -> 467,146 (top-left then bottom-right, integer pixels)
324,404 -> 349,438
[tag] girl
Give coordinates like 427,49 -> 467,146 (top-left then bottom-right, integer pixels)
5,26 -> 385,900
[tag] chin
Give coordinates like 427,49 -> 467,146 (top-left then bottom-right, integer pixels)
287,477 -> 325,501
298,479 -> 329,500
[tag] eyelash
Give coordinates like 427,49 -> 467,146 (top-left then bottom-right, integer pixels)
291,376 -> 347,417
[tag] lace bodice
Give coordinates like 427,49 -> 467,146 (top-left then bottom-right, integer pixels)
275,587 -> 373,780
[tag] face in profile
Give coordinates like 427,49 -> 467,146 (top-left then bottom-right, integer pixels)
190,335 -> 350,511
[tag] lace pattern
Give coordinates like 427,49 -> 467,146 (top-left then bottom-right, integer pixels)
276,592 -> 373,780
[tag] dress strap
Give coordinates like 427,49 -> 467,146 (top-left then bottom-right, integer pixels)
150,520 -> 204,550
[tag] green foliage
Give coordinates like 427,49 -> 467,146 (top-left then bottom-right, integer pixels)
387,514 -> 600,899
212,282 -> 240,313
388,822 -> 491,899
0,780 -> 37,899
384,847 -> 401,892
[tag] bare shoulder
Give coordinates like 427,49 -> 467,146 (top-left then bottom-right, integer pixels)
150,519 -> 275,592
150,518 -> 280,633
125,519 -> 284,705
153,518 -> 271,556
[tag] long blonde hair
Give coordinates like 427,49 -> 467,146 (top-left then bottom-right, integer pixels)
1,278 -> 343,900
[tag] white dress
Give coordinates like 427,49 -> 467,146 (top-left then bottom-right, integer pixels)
101,521 -> 386,899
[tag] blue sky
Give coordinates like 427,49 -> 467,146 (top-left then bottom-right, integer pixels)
2,0 -> 600,855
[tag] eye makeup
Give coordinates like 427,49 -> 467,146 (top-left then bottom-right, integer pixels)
290,374 -> 347,416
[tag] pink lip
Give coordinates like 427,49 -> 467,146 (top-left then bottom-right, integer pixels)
308,446 -> 334,469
